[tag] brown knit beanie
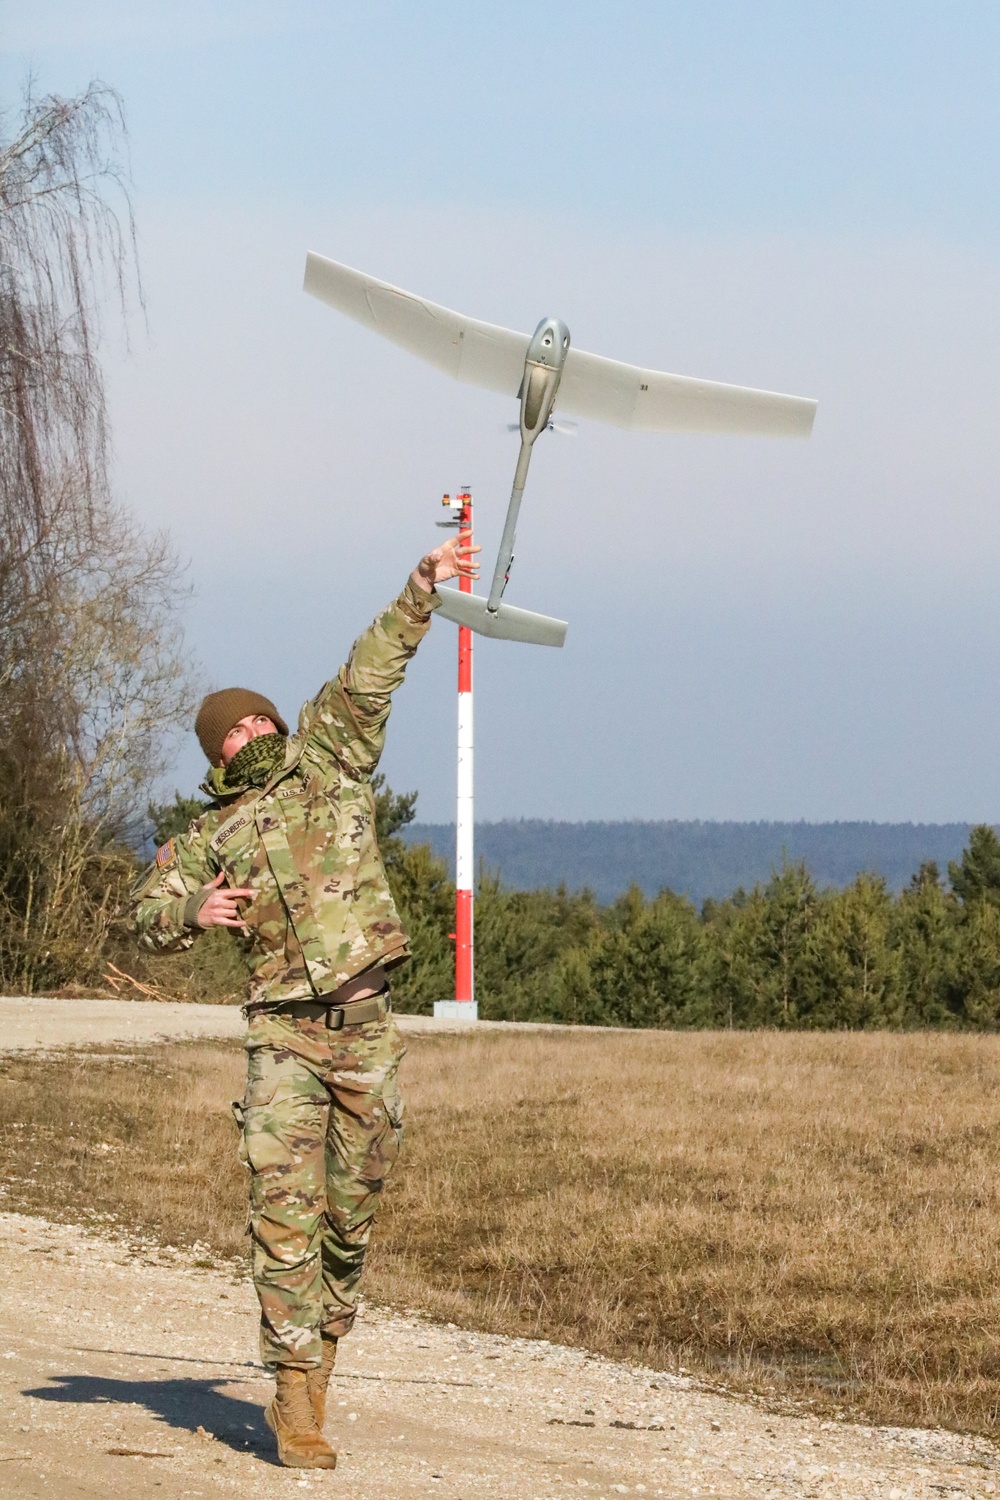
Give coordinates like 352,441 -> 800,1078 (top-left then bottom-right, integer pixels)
195,688 -> 289,766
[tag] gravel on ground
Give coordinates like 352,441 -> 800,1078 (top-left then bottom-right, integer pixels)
0,1213 -> 996,1500
0,996 -> 247,1051
0,995 -> 554,1054
2,999 -> 998,1497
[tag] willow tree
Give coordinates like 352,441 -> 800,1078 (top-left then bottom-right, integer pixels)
0,84 -> 196,989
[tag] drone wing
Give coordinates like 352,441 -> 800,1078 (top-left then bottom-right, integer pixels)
304,252 -> 816,438
558,348 -> 815,437
304,252 -> 529,395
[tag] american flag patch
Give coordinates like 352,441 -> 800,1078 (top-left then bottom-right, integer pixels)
156,839 -> 176,868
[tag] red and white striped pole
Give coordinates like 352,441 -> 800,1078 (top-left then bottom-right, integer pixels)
454,488 -> 475,1013
434,488 -> 478,1022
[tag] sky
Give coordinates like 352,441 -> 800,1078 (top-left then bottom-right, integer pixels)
5,2 -> 1000,823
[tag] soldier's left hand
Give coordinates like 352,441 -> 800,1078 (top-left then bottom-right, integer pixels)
412,529 -> 481,592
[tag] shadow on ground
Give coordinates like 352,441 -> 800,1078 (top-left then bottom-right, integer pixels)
24,1373 -> 276,1462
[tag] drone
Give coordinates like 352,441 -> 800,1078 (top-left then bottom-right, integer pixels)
304,253 -> 817,648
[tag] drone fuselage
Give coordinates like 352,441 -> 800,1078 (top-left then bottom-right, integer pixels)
520,317 -> 571,444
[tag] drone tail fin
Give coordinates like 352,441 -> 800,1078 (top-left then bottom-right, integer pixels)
434,588 -> 567,648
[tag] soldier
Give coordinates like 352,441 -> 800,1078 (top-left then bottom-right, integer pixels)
131,533 -> 478,1469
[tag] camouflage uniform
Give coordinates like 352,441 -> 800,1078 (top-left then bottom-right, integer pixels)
131,579 -> 439,1367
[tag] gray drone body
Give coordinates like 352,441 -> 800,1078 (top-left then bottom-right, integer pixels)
303,254 -> 817,647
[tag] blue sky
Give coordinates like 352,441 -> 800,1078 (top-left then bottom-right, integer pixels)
5,3 -> 1000,822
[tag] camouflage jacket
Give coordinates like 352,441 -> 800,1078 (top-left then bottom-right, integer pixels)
130,578 -> 440,1008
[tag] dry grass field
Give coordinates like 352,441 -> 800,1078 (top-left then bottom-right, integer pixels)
2,1028 -> 1000,1435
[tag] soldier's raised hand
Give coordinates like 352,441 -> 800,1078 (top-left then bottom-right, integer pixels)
412,529 -> 481,592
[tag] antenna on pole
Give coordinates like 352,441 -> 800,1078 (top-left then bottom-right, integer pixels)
433,488 -> 478,1024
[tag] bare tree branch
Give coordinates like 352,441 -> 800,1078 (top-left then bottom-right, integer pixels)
0,83 -> 196,991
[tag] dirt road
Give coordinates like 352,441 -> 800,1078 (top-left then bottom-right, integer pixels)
0,995 -> 546,1053
0,996 -> 247,1051
1,999 -> 997,1497
0,1212 -> 995,1500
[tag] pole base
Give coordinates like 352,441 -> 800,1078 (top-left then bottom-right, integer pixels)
432,1000 -> 479,1023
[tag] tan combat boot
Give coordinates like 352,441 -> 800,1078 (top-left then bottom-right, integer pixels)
265,1366 -> 337,1468
307,1333 -> 339,1430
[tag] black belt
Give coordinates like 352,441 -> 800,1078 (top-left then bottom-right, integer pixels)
249,987 -> 391,1030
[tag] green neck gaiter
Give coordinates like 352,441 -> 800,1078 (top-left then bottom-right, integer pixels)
223,732 -> 286,790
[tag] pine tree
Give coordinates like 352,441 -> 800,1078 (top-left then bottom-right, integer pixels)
949,825 -> 1000,905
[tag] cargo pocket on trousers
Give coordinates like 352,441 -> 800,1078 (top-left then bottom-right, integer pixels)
230,1099 -> 252,1234
385,1086 -> 404,1151
231,1099 -> 248,1168
239,1076 -> 296,1175
365,1084 -> 404,1188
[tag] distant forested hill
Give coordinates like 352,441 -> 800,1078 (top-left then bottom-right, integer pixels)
401,821 -> 988,904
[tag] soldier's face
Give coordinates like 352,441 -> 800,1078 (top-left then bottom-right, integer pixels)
220,713 -> 278,767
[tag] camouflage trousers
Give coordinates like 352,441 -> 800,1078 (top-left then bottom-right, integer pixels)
234,999 -> 405,1369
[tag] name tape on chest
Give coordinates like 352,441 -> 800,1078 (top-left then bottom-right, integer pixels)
209,783 -> 301,853
209,810 -> 254,854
